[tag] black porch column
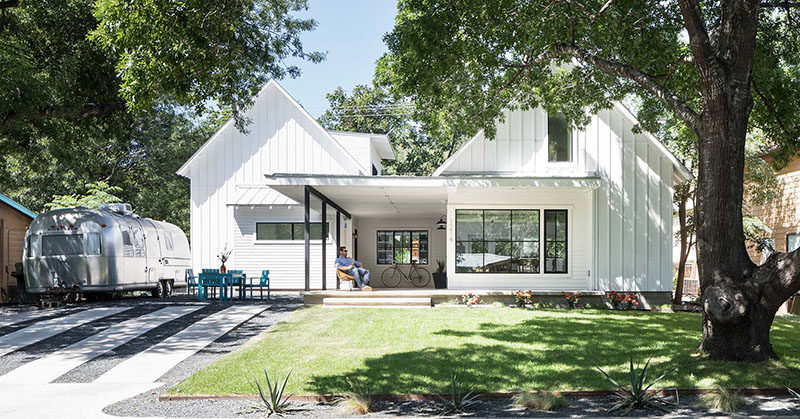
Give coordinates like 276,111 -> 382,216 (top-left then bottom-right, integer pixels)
304,186 -> 310,292
336,210 -> 341,290
321,201 -> 327,290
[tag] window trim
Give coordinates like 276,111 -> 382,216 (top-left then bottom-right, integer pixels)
786,233 -> 800,252
454,207 -> 570,276
543,209 -> 568,274
254,222 -> 330,242
376,229 -> 430,265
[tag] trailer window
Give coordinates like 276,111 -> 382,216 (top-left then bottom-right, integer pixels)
85,233 -> 101,255
121,229 -> 132,246
42,235 -> 84,256
163,232 -> 175,251
27,234 -> 40,257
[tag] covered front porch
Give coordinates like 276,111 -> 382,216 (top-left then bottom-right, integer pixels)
265,174 -> 602,292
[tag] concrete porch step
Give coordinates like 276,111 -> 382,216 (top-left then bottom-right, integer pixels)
322,297 -> 432,308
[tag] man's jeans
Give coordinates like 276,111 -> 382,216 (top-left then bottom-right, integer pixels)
344,268 -> 370,288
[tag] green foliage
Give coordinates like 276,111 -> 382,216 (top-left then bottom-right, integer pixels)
318,84 -> 451,176
429,374 -> 482,414
89,0 -> 322,129
698,387 -> 744,413
45,181 -> 122,210
247,368 -> 299,416
513,392 -> 568,411
435,259 -> 446,274
596,353 -> 677,414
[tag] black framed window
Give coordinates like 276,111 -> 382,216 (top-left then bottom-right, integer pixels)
256,222 -> 329,240
788,233 -> 800,252
377,230 -> 428,264
544,210 -> 568,273
456,209 -> 541,273
548,113 -> 572,162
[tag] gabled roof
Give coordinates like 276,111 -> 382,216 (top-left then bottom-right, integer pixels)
0,192 -> 36,219
176,79 -> 366,178
432,102 -> 693,183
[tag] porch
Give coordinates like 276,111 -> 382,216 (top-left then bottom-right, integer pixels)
265,174 -> 602,293
299,289 -> 671,308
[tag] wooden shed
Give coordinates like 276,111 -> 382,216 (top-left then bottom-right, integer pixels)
0,193 -> 36,299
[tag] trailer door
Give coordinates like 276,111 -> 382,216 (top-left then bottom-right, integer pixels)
139,220 -> 162,282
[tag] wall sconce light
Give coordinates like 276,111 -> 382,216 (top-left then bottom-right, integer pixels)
436,216 -> 446,230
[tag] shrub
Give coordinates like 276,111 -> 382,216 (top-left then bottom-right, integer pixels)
562,292 -> 581,308
607,291 -> 641,310
698,388 -> 743,413
596,353 -> 677,414
462,292 -> 480,306
430,374 -> 482,414
334,377 -> 373,415
513,392 -> 569,411
515,290 -> 533,307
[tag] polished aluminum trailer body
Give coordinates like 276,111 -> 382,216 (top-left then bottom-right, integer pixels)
23,204 -> 190,294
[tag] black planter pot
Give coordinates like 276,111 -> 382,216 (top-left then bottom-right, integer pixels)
433,273 -> 447,289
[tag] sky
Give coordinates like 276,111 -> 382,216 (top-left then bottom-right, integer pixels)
279,0 -> 398,118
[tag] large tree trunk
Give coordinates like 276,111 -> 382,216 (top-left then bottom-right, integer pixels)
677,0 -> 800,361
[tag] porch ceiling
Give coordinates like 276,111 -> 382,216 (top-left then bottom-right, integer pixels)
264,174 -> 601,218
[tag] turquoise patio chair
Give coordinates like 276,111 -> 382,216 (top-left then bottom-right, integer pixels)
186,269 -> 198,297
246,270 -> 270,300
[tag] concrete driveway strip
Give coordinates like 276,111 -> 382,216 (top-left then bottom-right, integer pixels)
0,307 -> 131,357
0,382 -> 162,419
95,304 -> 267,384
0,305 -> 201,384
0,309 -> 78,329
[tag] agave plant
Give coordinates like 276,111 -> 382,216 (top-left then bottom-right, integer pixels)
247,368 -> 300,416
596,354 -> 677,414
429,374 -> 482,414
789,387 -> 800,401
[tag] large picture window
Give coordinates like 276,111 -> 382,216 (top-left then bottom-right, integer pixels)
377,230 -> 428,264
544,210 -> 568,273
255,222 -> 329,240
455,209 -> 542,273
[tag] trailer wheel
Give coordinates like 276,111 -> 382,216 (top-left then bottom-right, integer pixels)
152,280 -> 166,298
164,280 -> 173,298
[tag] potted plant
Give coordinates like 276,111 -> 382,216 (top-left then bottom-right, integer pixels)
433,259 -> 447,289
217,244 -> 232,273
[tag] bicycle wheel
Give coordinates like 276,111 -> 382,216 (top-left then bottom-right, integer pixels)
409,266 -> 431,288
381,267 -> 403,288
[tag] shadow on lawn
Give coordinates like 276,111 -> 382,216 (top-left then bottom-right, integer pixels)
306,311 -> 800,395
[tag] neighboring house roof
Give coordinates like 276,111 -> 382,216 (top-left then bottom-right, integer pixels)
176,79 -> 367,178
0,192 -> 36,219
432,102 -> 693,183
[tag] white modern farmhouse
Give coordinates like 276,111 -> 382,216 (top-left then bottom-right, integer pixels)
178,80 -> 691,302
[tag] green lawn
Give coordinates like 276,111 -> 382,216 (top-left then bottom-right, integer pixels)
170,306 -> 800,395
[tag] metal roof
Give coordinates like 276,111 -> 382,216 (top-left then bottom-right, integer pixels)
0,192 -> 36,219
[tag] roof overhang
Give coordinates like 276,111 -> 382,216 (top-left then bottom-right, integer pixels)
263,174 -> 602,217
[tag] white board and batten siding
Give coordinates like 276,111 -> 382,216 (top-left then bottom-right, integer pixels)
436,104 -> 686,292
178,80 -> 364,279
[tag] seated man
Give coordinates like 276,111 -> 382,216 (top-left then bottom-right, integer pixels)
334,246 -> 372,291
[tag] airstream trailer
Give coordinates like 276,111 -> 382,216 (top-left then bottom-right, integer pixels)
23,203 -> 191,298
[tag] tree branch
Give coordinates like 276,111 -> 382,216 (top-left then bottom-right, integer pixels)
677,0 -> 723,89
654,56 -> 693,82
510,44 -> 701,131
752,79 -> 792,137
1,102 -> 127,134
761,1 -> 800,7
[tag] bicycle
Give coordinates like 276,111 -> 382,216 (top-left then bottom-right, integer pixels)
381,261 -> 431,288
